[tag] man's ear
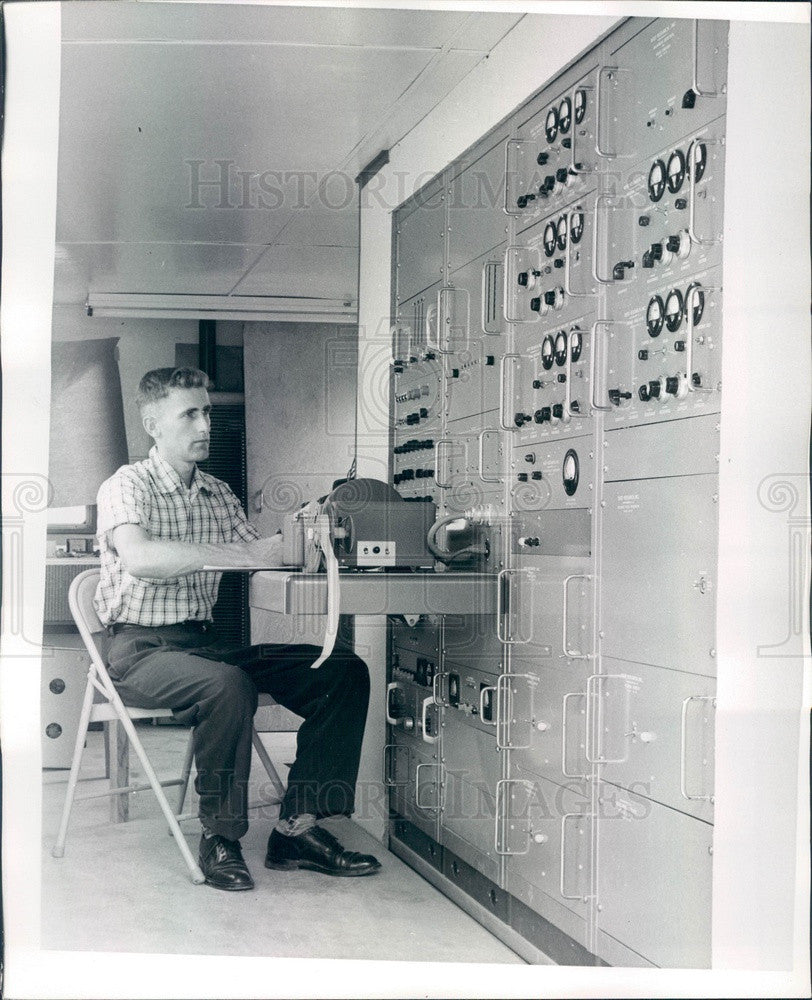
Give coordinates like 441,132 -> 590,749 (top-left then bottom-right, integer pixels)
142,410 -> 158,440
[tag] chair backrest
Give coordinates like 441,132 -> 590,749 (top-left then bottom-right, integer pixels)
68,568 -> 108,667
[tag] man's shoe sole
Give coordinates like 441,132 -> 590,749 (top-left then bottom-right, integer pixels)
202,876 -> 255,890
264,857 -> 381,877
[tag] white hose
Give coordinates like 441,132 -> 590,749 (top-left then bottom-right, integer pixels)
310,513 -> 340,669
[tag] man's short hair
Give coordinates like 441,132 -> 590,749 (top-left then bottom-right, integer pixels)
136,368 -> 211,412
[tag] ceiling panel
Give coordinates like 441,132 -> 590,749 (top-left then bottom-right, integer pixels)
232,243 -> 358,299
62,2 -> 478,51
54,3 -> 525,306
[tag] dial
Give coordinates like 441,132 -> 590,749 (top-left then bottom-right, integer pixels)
545,107 -> 559,144
558,96 -> 572,134
569,328 -> 583,363
665,288 -> 685,332
556,216 -> 568,251
648,159 -> 666,202
563,449 -> 580,496
569,211 -> 584,245
666,149 -> 686,194
646,294 -> 665,338
574,88 -> 587,124
543,221 -> 557,257
541,335 -> 555,370
554,330 -> 568,366
686,282 -> 705,326
688,140 -> 707,183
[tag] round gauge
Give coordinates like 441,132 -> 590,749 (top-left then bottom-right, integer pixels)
543,221 -> 557,257
574,88 -> 587,124
666,149 -> 686,194
689,140 -> 707,183
646,294 -> 665,338
648,159 -> 666,202
554,330 -> 568,366
563,449 -> 580,497
556,216 -> 568,251
570,211 -> 584,245
686,282 -> 705,326
570,328 -> 583,363
541,335 -> 555,370
558,96 -> 572,134
544,106 -> 559,144
665,288 -> 685,332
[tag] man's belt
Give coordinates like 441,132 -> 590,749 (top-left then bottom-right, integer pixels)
107,620 -> 213,636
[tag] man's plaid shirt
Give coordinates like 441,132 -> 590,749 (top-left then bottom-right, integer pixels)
94,446 -> 259,627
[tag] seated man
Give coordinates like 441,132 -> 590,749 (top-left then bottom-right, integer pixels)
95,366 -> 379,890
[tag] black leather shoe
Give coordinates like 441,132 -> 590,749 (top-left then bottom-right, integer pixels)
199,834 -> 255,891
265,826 -> 381,877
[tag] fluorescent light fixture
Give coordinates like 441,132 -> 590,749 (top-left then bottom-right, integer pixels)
85,293 -> 358,323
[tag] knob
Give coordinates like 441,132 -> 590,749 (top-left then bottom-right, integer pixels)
692,372 -> 702,387
533,833 -> 549,844
552,403 -> 564,419
534,407 -> 551,424
675,198 -> 687,210
544,290 -> 557,306
638,349 -> 649,361
419,407 -> 428,418
451,368 -> 459,378
557,373 -> 567,383
532,379 -> 543,389
561,137 -> 572,149
570,400 -> 580,413
665,376 -> 680,395
531,470 -> 543,480
530,297 -> 542,313
650,243 -> 663,261
648,380 -> 661,399
682,89 -> 697,108
674,341 -> 685,352
517,472 -> 528,482
518,271 -> 529,287
524,453 -> 536,463
543,175 -> 556,191
517,193 -> 536,209
485,355 -> 495,366
666,234 -> 681,253
514,412 -> 531,427
555,168 -> 568,183
642,250 -> 655,269
638,384 -> 650,402
553,258 -> 564,269
638,215 -> 651,227
536,152 -> 549,166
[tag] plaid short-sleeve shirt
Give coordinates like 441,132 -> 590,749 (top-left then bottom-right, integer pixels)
94,446 -> 259,627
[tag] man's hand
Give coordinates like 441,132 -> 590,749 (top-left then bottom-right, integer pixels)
244,533 -> 285,567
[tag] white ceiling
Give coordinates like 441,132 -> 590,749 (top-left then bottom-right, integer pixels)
53,1 -> 523,307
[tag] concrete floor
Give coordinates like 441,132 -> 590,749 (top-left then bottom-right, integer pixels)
41,724 -> 523,963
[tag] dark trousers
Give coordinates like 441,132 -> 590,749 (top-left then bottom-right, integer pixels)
106,623 -> 370,841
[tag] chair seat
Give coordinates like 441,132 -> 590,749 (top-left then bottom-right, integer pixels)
89,703 -> 175,723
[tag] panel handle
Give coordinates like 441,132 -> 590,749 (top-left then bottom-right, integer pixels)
595,66 -> 619,158
478,429 -> 501,483
494,778 -> 534,855
563,208 -> 593,298
685,281 -> 719,393
562,574 -> 594,659
560,812 -> 589,900
589,319 -> 613,412
498,354 -> 522,430
415,762 -> 442,812
585,673 -> 629,764
497,568 -> 533,645
562,691 -> 588,779
421,695 -> 440,744
383,743 -> 409,787
479,684 -> 497,728
692,19 -> 720,98
481,258 -> 503,334
680,695 -> 716,802
433,438 -> 453,489
688,138 -> 723,247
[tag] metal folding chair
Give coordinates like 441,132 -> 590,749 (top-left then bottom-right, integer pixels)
51,568 -> 286,884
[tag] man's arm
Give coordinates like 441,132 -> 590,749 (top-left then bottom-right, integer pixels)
112,523 -> 284,579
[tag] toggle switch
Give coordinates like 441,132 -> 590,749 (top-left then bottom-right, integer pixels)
534,407 -> 551,424
531,469 -> 543,479
514,412 -> 532,427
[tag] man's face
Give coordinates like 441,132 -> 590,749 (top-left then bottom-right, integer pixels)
143,386 -> 211,465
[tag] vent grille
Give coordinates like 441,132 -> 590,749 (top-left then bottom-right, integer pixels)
482,259 -> 503,334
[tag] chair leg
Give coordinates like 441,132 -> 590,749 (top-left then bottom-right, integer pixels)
251,728 -> 286,801
111,709 -> 205,884
52,678 -> 96,858
176,728 -> 195,816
